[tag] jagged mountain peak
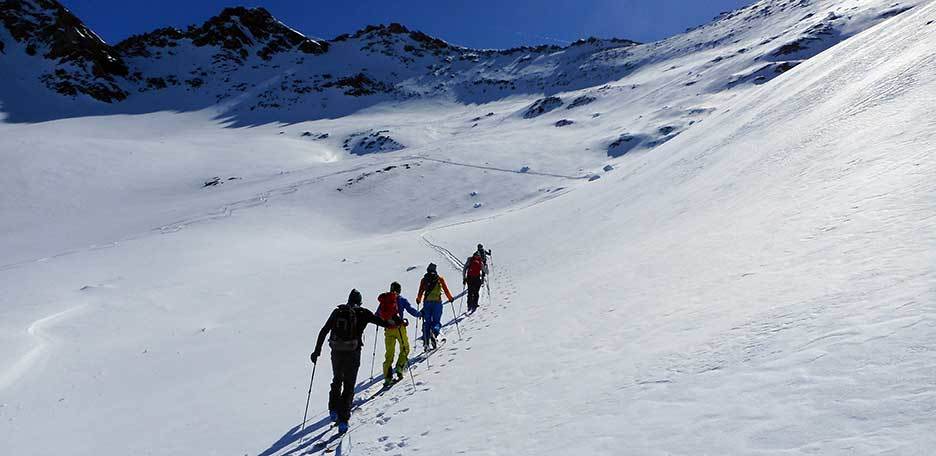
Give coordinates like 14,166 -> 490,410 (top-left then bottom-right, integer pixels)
0,0 -> 128,101
116,5 -> 328,61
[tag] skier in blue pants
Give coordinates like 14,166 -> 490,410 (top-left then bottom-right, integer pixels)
415,263 -> 454,350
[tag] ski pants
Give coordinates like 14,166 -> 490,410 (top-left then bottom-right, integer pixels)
466,276 -> 483,310
328,349 -> 361,422
383,326 -> 410,377
422,301 -> 444,343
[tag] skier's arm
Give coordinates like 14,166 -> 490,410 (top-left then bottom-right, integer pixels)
416,279 -> 426,305
439,276 -> 455,302
398,296 -> 421,318
363,308 -> 391,328
312,311 -> 336,357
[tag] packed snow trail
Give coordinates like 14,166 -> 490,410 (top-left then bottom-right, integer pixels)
257,229 -> 509,456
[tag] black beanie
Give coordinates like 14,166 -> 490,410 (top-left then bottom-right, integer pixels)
347,289 -> 362,306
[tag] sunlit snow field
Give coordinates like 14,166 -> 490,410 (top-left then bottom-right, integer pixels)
1,1 -> 934,455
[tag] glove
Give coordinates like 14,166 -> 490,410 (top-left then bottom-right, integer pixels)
310,351 -> 320,363
463,279 -> 467,286
391,317 -> 403,326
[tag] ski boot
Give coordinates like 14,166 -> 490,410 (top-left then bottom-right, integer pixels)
383,369 -> 395,388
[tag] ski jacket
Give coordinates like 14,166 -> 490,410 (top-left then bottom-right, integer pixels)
313,306 -> 389,355
417,274 -> 454,304
397,295 -> 421,319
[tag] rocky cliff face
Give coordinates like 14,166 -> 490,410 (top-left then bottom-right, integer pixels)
0,0 -> 128,101
116,7 -> 328,61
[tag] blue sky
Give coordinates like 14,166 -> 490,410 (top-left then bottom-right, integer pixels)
62,0 -> 756,49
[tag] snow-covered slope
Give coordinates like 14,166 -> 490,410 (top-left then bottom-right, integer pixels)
1,0 -> 933,455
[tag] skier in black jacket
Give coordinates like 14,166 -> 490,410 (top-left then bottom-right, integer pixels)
311,289 -> 396,432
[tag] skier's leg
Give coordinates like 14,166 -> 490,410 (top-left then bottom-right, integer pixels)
429,301 -> 443,337
338,352 -> 361,423
469,278 -> 482,310
382,330 -> 396,380
421,311 -> 431,347
328,353 -> 343,414
396,326 -> 410,373
467,281 -> 478,309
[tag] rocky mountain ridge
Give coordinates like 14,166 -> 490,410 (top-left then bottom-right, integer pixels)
0,0 -> 924,126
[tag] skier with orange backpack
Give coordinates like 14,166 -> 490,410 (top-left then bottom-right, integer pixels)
376,282 -> 421,387
416,263 -> 455,351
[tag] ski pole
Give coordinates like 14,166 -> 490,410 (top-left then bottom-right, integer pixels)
369,326 -> 378,380
417,301 -> 430,370
487,280 -> 492,304
300,361 -> 317,434
397,326 -> 417,389
458,283 -> 466,315
449,300 -> 462,339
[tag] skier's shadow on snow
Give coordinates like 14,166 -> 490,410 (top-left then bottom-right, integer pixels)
256,375 -> 385,456
258,313 -> 464,456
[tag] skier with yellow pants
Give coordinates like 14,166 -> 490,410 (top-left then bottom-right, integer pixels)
376,282 -> 421,387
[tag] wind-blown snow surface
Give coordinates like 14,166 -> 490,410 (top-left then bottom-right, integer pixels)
2,2 -> 935,456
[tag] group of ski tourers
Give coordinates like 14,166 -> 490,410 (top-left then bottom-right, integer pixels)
307,244 -> 492,434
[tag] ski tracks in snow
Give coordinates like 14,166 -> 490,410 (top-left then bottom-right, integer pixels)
337,235 -> 520,455
267,235 -> 519,456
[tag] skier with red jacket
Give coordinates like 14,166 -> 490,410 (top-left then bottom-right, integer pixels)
462,253 -> 485,313
376,282 -> 421,387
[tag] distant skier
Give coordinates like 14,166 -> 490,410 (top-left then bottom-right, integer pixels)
416,263 -> 454,350
462,253 -> 485,313
376,282 -> 421,387
476,244 -> 492,275
311,289 -> 394,433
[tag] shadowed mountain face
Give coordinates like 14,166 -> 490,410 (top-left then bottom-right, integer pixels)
0,0 -> 129,101
0,0 -> 923,124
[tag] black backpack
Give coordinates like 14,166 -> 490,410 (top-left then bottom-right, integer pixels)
329,304 -> 359,352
